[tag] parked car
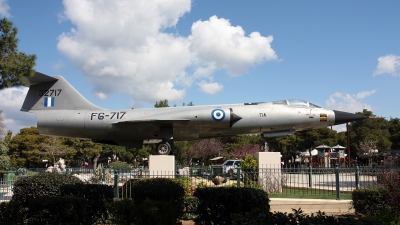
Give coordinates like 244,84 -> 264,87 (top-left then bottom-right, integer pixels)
222,160 -> 241,175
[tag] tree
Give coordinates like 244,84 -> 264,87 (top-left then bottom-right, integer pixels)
222,135 -> 263,153
39,136 -> 77,166
358,139 -> 378,166
0,18 -> 36,89
63,138 -> 102,168
173,140 -> 196,165
8,127 -> 47,168
154,99 -> 169,108
350,109 -> 391,158
187,139 -> 224,165
0,110 -> 6,142
0,130 -> 11,170
389,118 -> 400,149
231,144 -> 259,159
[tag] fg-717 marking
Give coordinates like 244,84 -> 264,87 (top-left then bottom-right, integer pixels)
21,72 -> 367,155
39,89 -> 62,96
90,112 -> 126,120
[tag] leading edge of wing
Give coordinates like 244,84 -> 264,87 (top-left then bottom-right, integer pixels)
112,119 -> 190,125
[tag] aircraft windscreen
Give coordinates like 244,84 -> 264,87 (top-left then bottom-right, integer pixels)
309,102 -> 321,108
272,100 -> 288,105
286,99 -> 321,108
287,99 -> 309,107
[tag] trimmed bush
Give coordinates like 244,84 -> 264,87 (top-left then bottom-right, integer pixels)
182,196 -> 200,220
106,198 -> 136,225
0,201 -> 25,225
61,183 -> 114,225
352,187 -> 393,216
26,196 -> 85,225
194,187 -> 270,224
12,173 -> 82,206
130,178 -> 185,204
130,178 -> 185,225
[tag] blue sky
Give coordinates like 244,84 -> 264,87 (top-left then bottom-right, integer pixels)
0,0 -> 399,135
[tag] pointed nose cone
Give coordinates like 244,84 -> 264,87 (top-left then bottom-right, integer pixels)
333,110 -> 368,125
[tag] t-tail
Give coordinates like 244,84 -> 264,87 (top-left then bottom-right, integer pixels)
21,72 -> 103,112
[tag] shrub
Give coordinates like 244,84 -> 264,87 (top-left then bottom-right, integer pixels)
135,198 -> 181,225
175,176 -> 195,196
0,201 -> 25,225
130,178 -> 185,204
12,173 -> 82,206
196,181 -> 207,189
106,198 -> 136,225
379,168 -> 400,214
194,187 -> 270,224
352,187 -> 393,216
109,161 -> 130,171
130,178 -> 185,225
182,196 -> 200,220
61,183 -> 114,225
26,196 -> 85,225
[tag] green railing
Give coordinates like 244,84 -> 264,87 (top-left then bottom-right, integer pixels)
1,165 -> 397,201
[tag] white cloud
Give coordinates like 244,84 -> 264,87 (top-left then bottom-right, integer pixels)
189,16 -> 278,76
326,90 -> 376,133
53,59 -> 65,71
373,54 -> 400,77
325,90 -> 376,113
57,1 -> 277,104
198,81 -> 223,95
95,92 -> 107,100
0,87 -> 37,135
0,0 -> 10,18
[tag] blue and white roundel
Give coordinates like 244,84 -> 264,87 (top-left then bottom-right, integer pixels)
211,109 -> 225,121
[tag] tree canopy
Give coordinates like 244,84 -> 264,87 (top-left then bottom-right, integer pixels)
350,109 -> 391,158
0,18 -> 36,89
0,110 -> 5,141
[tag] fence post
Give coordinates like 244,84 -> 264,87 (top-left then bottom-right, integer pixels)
102,168 -> 106,183
335,164 -> 340,200
236,167 -> 241,188
355,165 -> 360,189
308,165 -> 313,188
114,170 -> 119,198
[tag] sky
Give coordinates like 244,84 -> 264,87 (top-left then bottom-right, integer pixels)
0,0 -> 399,136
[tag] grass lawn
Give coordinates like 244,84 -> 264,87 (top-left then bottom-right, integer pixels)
268,187 -> 352,200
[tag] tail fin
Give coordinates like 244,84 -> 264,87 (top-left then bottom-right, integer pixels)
21,72 -> 104,112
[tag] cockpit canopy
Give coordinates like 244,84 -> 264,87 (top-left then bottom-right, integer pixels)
272,99 -> 321,108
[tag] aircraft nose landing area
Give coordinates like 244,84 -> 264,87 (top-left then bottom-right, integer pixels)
333,110 -> 368,125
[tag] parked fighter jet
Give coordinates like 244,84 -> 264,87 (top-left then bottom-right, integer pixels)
21,72 -> 366,155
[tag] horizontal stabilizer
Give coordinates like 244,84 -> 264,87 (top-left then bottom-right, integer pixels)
21,72 -> 104,112
21,72 -> 58,86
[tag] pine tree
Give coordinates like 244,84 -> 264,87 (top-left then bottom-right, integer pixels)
0,18 -> 36,89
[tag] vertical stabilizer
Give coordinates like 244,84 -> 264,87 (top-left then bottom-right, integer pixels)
21,72 -> 104,112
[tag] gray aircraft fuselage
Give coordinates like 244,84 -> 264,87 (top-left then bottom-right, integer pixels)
21,73 -> 366,154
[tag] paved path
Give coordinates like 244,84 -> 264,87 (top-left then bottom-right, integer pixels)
270,198 -> 354,215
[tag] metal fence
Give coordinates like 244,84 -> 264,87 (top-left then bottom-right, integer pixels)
0,165 -> 398,202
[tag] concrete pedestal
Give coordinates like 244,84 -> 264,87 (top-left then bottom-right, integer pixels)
149,155 -> 175,178
254,152 -> 282,193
